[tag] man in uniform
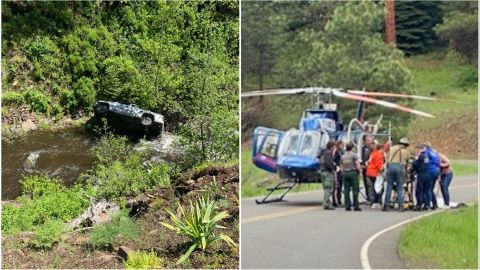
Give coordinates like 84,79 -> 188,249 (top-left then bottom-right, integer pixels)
341,142 -> 362,211
319,140 -> 336,210
412,144 -> 429,211
383,137 -> 410,212
361,136 -> 373,203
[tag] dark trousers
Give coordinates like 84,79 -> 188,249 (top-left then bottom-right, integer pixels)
428,171 -> 440,208
343,171 -> 359,209
333,170 -> 343,205
440,172 -> 453,206
416,173 -> 429,207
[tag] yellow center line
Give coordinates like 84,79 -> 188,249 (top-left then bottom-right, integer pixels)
241,206 -> 320,225
242,182 -> 478,225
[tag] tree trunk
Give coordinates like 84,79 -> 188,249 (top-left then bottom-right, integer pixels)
385,0 -> 396,45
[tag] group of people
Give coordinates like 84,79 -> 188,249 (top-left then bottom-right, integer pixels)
319,136 -> 454,212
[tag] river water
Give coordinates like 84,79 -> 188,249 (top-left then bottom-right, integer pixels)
2,128 -> 96,199
1,128 -> 179,200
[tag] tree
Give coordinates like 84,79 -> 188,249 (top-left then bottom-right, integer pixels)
247,1 -> 413,139
241,2 -> 285,91
435,1 -> 478,64
395,1 -> 442,55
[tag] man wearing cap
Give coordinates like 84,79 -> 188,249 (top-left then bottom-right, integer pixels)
319,140 -> 336,210
383,137 -> 410,212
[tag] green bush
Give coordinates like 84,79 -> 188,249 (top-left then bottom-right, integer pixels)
89,154 -> 170,199
21,174 -> 64,199
60,88 -> 78,111
124,250 -> 165,269
99,56 -> 139,101
89,210 -> 140,249
93,133 -> 131,166
2,91 -> 24,105
88,133 -> 170,199
24,36 -> 59,60
73,76 -> 96,111
455,66 -> 478,89
31,219 -> 65,249
2,175 -> 90,233
24,89 -> 51,113
161,196 -> 236,264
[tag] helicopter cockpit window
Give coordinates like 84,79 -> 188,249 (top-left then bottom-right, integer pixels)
298,131 -> 321,157
260,134 -> 280,158
278,131 -> 301,157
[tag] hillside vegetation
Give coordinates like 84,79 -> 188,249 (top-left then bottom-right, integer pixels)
2,1 -> 238,166
406,52 -> 477,159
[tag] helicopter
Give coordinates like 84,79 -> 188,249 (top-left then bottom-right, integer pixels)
242,87 -> 456,204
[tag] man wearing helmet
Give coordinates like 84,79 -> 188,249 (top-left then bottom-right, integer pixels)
382,137 -> 411,212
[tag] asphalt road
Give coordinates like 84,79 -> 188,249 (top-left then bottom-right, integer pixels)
241,174 -> 478,269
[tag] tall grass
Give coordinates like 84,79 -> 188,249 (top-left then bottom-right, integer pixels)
399,204 -> 478,269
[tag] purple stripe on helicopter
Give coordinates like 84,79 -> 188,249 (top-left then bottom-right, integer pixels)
253,153 -> 278,173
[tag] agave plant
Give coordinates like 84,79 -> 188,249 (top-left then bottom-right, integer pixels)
160,196 -> 236,264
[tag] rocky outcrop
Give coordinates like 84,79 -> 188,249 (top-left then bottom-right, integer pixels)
68,199 -> 120,229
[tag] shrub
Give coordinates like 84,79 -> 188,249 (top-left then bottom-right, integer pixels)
124,250 -> 165,269
455,66 -> 478,89
60,88 -> 78,112
24,89 -> 51,113
31,219 -> 65,249
21,174 -> 64,199
89,210 -> 140,249
99,56 -> 139,101
2,91 -> 24,105
89,154 -> 170,199
73,76 -> 96,110
161,196 -> 236,265
1,175 -> 90,233
88,134 -> 170,199
92,133 -> 131,166
24,36 -> 59,60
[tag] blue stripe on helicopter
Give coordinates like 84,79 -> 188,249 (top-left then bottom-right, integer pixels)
278,155 -> 320,170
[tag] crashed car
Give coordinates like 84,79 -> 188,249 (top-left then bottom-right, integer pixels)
93,101 -> 164,136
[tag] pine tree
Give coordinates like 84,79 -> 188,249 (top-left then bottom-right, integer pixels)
395,1 -> 442,55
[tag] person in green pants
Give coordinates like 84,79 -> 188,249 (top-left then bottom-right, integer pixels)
319,140 -> 336,210
341,142 -> 363,211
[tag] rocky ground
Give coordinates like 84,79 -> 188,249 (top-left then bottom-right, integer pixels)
1,165 -> 239,269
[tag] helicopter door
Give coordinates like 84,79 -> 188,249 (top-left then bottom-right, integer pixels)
252,127 -> 284,173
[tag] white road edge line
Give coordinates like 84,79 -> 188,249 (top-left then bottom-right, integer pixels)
360,202 -> 475,270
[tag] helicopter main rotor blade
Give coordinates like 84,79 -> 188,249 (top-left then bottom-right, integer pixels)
333,90 -> 434,118
347,90 -> 468,104
241,87 -> 336,97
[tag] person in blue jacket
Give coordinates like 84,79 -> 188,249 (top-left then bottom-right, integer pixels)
424,142 -> 441,210
412,144 -> 430,211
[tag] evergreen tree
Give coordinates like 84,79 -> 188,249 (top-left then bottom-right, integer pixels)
395,1 -> 442,55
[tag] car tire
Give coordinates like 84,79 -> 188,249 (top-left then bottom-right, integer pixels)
95,104 -> 108,115
141,115 -> 153,126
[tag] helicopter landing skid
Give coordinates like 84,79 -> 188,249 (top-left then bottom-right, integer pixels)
255,180 -> 298,204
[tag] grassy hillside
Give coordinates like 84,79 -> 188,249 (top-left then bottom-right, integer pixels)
405,52 -> 478,159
